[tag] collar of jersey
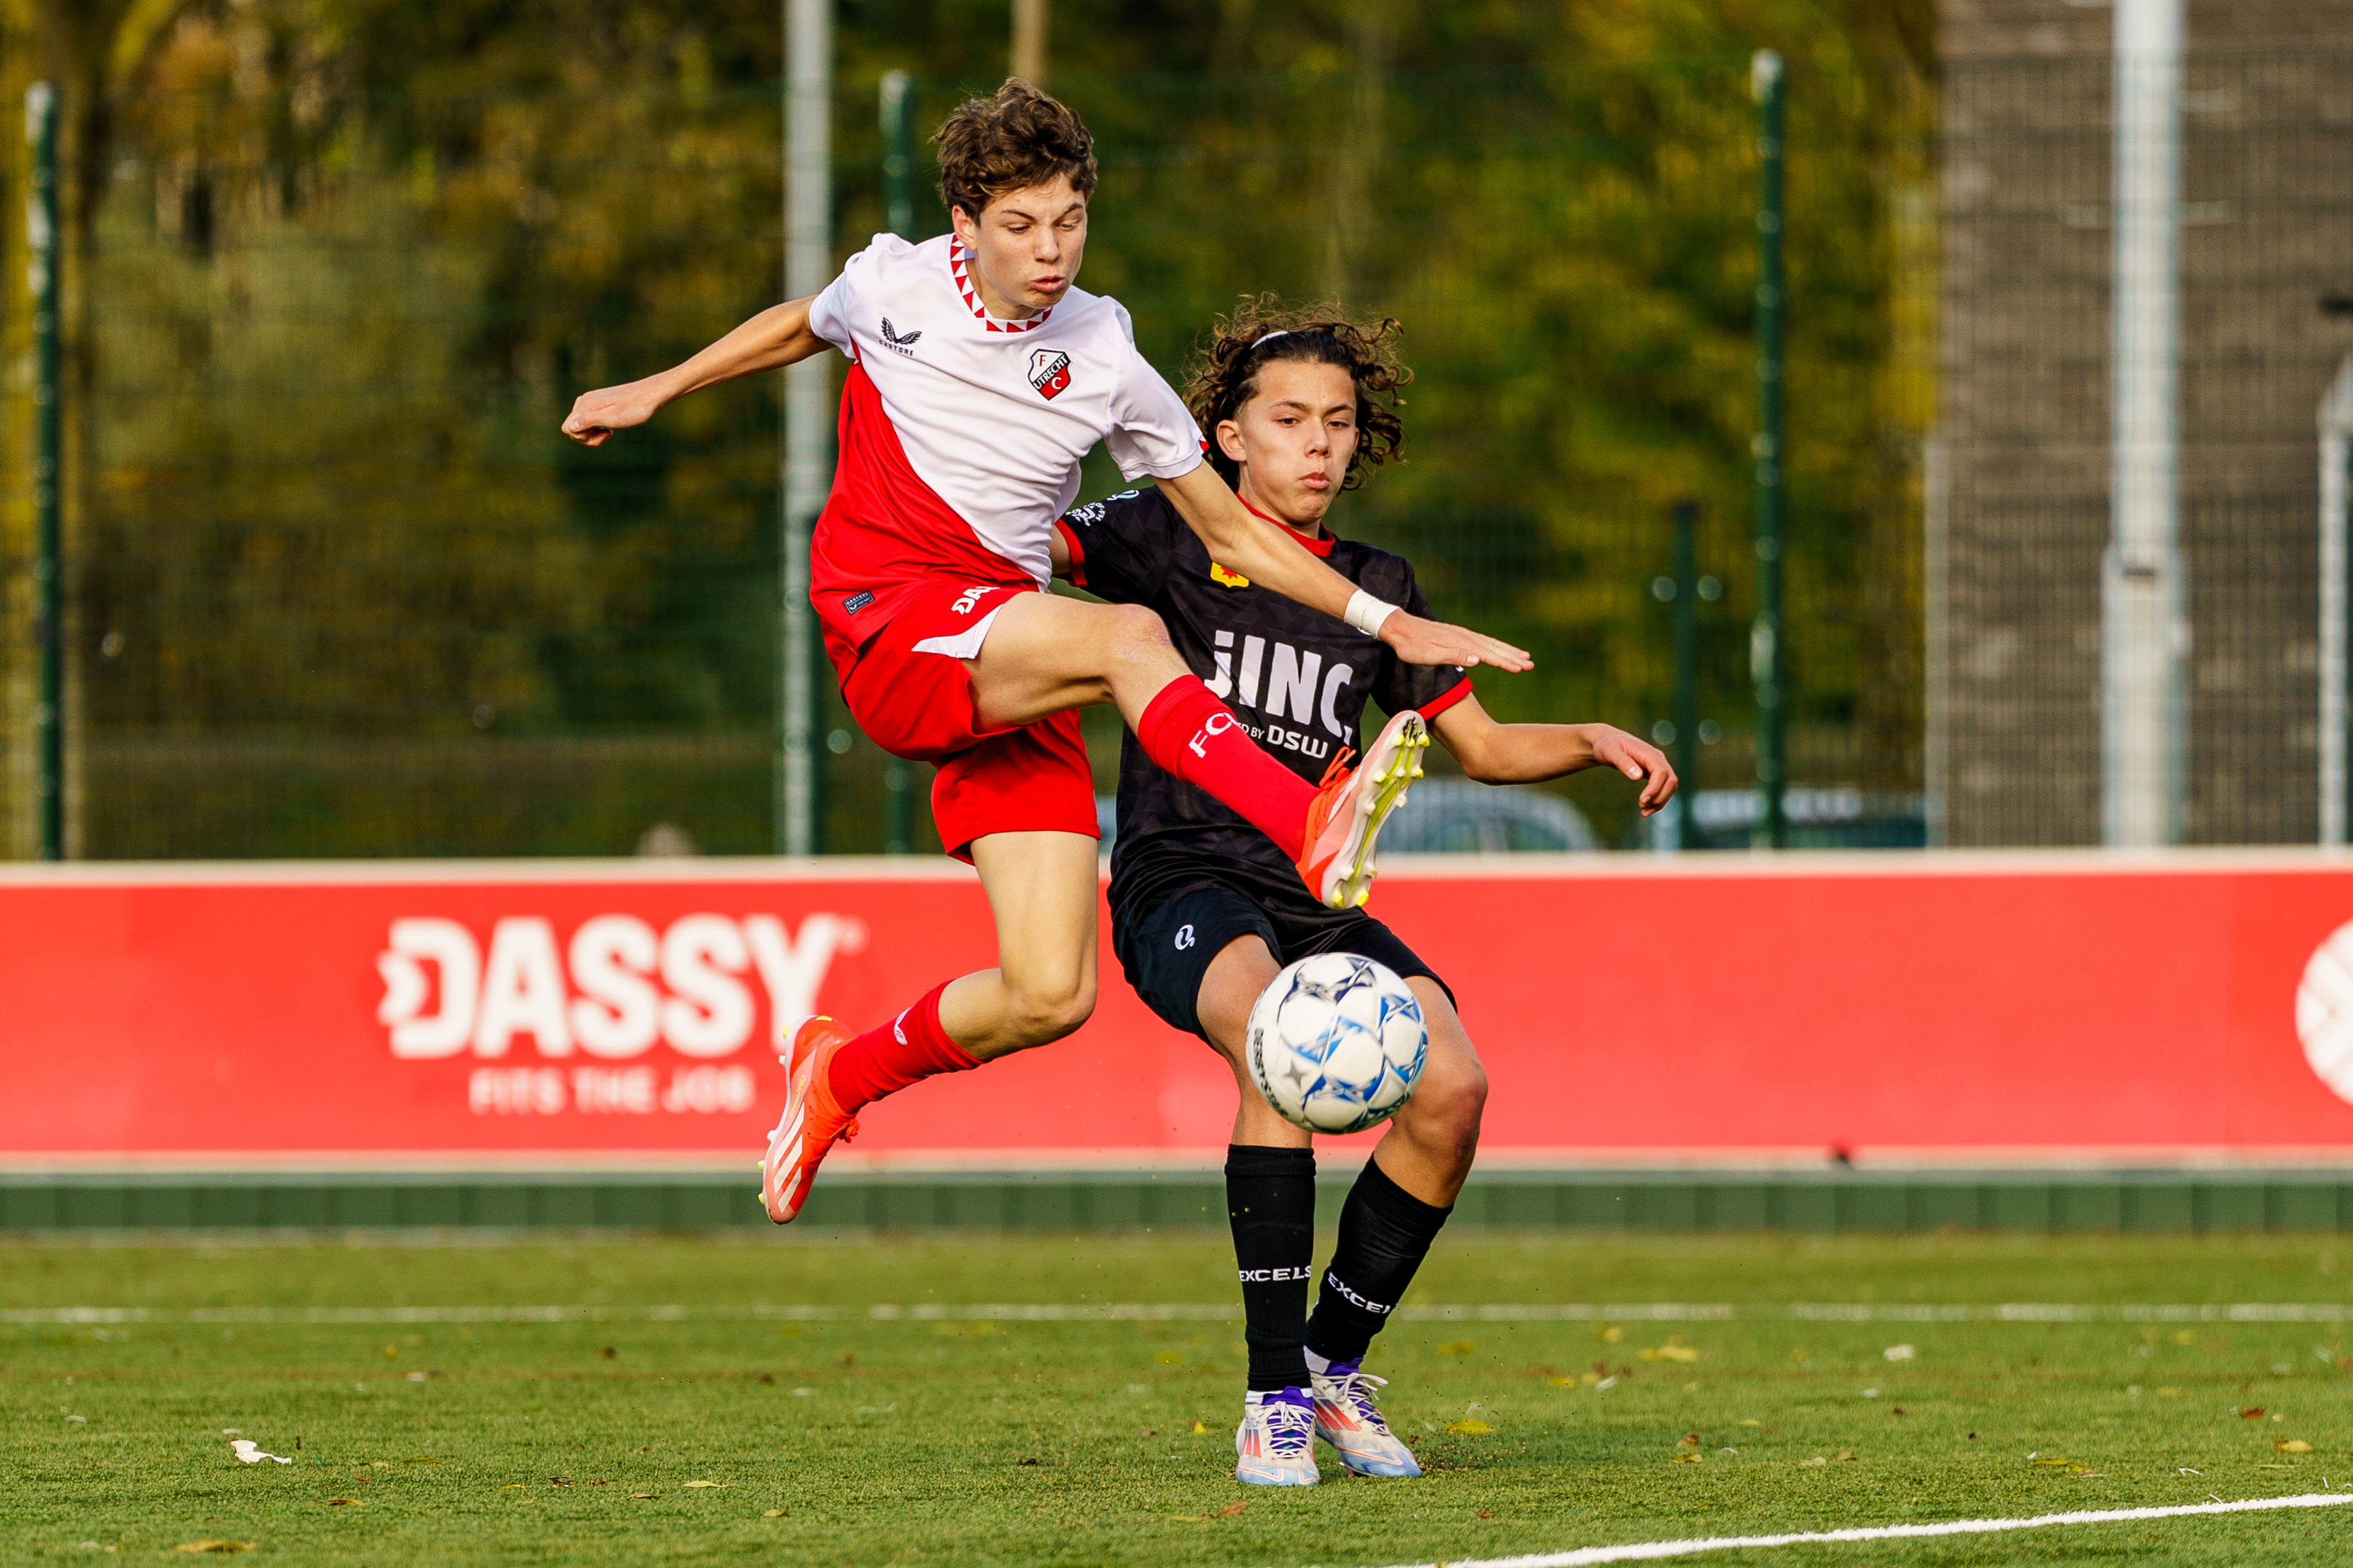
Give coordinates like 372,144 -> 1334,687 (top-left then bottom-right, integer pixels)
948,241 -> 1054,334
1239,496 -> 1335,556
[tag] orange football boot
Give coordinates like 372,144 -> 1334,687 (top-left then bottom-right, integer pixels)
761,1015 -> 860,1224
1295,710 -> 1428,910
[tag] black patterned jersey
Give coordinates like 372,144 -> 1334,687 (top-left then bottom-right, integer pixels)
1054,487 -> 1471,930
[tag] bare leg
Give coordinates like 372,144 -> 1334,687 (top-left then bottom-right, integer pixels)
1195,935 -> 1311,1149
936,830 -> 1103,1062
963,591 -> 1194,730
1197,939 -> 1486,1203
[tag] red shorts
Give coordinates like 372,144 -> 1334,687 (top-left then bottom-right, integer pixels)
832,580 -> 1100,862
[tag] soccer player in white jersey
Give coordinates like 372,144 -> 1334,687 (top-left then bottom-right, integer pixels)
1051,300 -> 1675,1484
560,82 -> 1530,1223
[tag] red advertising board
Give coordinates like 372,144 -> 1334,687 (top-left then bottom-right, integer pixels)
7,852 -> 2353,1164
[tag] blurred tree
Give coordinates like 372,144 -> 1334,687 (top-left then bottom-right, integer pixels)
15,0 -> 1934,857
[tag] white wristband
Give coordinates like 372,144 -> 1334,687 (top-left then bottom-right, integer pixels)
1344,589 -> 1399,637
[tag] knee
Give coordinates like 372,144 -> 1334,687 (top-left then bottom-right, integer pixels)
1100,602 -> 1173,660
1407,1058 -> 1487,1150
1002,973 -> 1097,1048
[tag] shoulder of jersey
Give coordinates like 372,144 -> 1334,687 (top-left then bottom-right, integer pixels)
1060,487 -> 1168,531
1333,535 -> 1416,590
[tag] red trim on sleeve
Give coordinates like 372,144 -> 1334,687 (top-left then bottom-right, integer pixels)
1052,516 -> 1088,588
1417,676 -> 1474,721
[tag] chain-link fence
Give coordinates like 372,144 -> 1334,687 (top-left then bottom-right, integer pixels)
3,55 -> 1932,859
1936,46 -> 2353,848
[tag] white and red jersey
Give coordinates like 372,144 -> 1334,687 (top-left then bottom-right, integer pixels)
804,231 -> 1205,662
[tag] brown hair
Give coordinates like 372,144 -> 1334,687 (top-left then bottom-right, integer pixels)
934,79 -> 1099,222
1183,297 -> 1411,492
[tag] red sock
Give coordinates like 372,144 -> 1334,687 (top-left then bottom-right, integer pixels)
826,983 -> 980,1115
1135,676 -> 1318,859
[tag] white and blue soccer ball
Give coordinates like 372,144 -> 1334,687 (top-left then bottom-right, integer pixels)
1245,953 -> 1428,1135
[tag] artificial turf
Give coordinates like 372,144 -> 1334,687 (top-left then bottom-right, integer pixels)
7,1230 -> 2353,1565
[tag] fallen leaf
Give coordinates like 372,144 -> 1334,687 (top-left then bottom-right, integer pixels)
1835,1451 -> 1856,1462
763,1509 -> 787,1518
2239,1407 -> 2267,1419
1438,1341 -> 1476,1357
1214,1501 -> 1248,1518
1738,1419 -> 1763,1428
1549,1376 -> 1580,1387
322,1498 -> 361,1507
501,1483 -> 524,1491
1800,1456 -> 1827,1467
1638,1343 -> 1700,1364
1190,1421 -> 1207,1435
171,1545 -> 253,1556
1593,1325 -> 1625,1343
1883,1343 -> 1918,1362
683,1479 -> 723,1489
1477,1508 -> 1494,1518
631,1493 -> 656,1499
1443,1419 -> 1494,1435
1592,1376 -> 1618,1391
2031,1456 -> 2077,1467
1016,1457 -> 1040,1466
1670,1452 -> 1702,1464
1677,1433 -> 1701,1448
2277,1439 -> 2314,1453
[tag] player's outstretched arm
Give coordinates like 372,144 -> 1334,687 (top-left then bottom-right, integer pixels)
561,296 -> 828,446
1153,465 -> 1533,673
1430,693 -> 1678,816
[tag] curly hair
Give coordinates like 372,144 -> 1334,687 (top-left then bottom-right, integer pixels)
934,79 -> 1098,222
1182,297 -> 1411,493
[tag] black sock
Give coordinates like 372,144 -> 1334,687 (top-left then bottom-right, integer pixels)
1226,1144 -> 1316,1392
1306,1156 -> 1452,1365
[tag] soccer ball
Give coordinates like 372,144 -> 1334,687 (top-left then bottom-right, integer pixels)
1245,953 -> 1428,1134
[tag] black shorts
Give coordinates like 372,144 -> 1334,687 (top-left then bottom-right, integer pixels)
1113,875 -> 1452,1041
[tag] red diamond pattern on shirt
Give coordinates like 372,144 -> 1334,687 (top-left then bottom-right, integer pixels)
949,242 -> 1054,334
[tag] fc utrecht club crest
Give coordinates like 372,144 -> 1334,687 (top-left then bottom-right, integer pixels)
1027,347 -> 1073,400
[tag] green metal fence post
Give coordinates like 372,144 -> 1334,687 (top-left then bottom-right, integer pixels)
878,68 -> 914,854
1751,50 -> 1788,850
1673,499 -> 1700,851
28,83 -> 62,862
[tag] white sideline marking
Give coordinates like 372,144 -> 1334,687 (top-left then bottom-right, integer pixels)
12,1300 -> 2353,1326
1372,1494 -> 2353,1568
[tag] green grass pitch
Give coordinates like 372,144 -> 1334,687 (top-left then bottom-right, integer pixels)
7,1231 -> 2353,1565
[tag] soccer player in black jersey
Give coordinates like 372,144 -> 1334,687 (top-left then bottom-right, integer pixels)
1048,300 -> 1675,1487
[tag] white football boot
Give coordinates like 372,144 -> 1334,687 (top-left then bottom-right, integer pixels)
1311,1362 -> 1422,1478
1234,1389 -> 1320,1486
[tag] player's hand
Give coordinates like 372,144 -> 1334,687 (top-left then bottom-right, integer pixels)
561,380 -> 666,447
1379,612 -> 1533,673
1590,727 -> 1678,816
